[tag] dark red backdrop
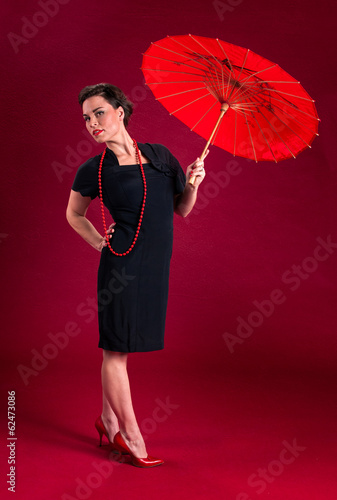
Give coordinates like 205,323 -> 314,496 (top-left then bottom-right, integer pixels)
1,0 -> 337,499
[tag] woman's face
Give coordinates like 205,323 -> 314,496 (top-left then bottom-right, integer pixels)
82,95 -> 124,143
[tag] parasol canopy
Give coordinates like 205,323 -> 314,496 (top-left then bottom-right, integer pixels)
141,34 -> 319,163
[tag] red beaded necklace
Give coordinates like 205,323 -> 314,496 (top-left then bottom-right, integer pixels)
98,139 -> 147,256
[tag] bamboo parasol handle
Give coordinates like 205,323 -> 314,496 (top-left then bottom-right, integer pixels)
189,103 -> 229,185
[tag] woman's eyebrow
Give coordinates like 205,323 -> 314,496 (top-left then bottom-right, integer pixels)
83,107 -> 104,116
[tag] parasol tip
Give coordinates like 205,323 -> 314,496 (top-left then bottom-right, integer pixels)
316,133 -> 319,136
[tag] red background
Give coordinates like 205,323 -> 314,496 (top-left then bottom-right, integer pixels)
1,0 -> 337,499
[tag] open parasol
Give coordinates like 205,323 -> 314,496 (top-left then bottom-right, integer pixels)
141,34 -> 319,182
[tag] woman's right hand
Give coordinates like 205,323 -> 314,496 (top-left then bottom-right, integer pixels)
98,222 -> 116,252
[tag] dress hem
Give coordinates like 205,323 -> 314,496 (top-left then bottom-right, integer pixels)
98,342 -> 164,353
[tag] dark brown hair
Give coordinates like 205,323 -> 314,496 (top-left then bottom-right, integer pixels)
78,83 -> 133,128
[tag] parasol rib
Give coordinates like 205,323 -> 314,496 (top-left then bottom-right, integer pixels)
146,80 -> 207,85
263,108 -> 313,148
262,95 -> 319,121
252,80 -> 300,84
250,113 -> 278,162
188,34 -> 229,99
261,88 -> 314,101
155,86 -> 212,100
141,67 -> 207,78
190,101 -> 218,131
169,92 -> 213,115
239,64 -> 278,84
230,84 -> 267,106
230,80 -> 300,105
269,101 -> 319,135
143,51 -> 222,86
258,109 -> 297,158
150,41 -> 218,74
144,56 -> 225,98
243,112 -> 258,162
168,36 -> 223,97
236,49 -> 250,82
233,111 -> 237,157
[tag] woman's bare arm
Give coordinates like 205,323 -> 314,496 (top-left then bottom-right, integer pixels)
174,153 -> 208,217
66,190 -> 114,252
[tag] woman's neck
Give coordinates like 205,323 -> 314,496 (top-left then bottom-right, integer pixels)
105,130 -> 135,161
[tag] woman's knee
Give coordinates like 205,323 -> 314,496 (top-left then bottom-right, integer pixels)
102,349 -> 128,363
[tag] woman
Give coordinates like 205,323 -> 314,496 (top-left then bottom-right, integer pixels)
66,83 -> 206,468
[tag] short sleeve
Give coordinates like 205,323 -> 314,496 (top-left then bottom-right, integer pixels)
71,156 -> 99,199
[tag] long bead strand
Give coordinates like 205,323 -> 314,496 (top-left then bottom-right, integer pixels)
98,139 -> 147,256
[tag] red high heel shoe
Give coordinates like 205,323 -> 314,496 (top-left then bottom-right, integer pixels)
95,416 -> 126,454
113,431 -> 164,468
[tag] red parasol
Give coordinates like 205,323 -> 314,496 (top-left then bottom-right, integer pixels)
141,34 -> 319,177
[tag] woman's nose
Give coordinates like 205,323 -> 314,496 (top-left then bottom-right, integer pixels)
89,117 -> 98,127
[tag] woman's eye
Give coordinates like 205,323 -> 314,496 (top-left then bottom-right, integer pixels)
96,111 -> 104,116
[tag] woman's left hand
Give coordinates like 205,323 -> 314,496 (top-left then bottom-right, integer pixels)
186,150 -> 209,188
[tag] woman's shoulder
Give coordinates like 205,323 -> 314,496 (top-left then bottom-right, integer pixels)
143,142 -> 170,154
72,152 -> 102,199
77,152 -> 102,171
140,143 -> 175,163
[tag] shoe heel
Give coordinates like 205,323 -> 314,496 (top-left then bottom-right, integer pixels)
98,430 -> 103,447
94,416 -> 105,446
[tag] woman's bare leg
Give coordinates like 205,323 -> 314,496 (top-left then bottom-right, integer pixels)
101,349 -> 147,458
101,391 -> 119,439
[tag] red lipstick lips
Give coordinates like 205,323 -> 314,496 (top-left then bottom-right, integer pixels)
93,129 -> 103,136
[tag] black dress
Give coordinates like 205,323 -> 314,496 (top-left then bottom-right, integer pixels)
71,143 -> 186,352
